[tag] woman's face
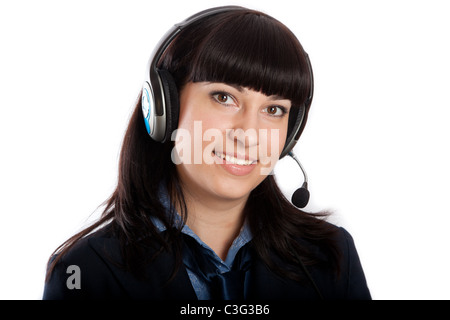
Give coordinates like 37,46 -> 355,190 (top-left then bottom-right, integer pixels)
174,81 -> 291,203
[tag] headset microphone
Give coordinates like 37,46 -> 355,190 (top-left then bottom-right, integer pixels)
288,151 -> 310,208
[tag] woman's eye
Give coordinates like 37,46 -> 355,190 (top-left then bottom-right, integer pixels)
211,92 -> 235,105
264,105 -> 287,117
216,93 -> 229,103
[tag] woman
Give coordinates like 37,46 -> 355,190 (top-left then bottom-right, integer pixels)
43,6 -> 371,300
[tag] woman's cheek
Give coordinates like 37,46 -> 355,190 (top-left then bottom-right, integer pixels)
255,128 -> 283,175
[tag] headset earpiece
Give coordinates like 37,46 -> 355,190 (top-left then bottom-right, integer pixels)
280,106 -> 306,158
157,69 -> 179,143
280,53 -> 314,158
142,69 -> 179,143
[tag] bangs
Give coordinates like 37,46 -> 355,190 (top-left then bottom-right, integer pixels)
187,11 -> 311,107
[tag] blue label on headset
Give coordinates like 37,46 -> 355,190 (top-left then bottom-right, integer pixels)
142,82 -> 152,134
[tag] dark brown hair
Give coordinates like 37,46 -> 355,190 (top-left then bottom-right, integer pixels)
47,8 -> 339,283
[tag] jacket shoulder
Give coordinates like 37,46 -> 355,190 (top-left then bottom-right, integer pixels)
43,224 -> 124,299
313,225 -> 371,299
246,223 -> 371,300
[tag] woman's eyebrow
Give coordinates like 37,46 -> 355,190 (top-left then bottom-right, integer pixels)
268,95 -> 288,101
223,83 -> 289,102
226,83 -> 245,93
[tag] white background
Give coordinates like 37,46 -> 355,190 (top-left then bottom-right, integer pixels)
1,0 -> 449,300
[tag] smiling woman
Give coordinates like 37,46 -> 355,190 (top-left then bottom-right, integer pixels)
43,6 -> 370,300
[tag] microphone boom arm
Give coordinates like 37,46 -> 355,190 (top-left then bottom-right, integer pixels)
288,151 -> 308,186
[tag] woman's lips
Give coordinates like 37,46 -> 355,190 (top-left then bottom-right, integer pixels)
213,150 -> 257,176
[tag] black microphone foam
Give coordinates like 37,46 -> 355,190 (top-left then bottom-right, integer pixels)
291,182 -> 310,208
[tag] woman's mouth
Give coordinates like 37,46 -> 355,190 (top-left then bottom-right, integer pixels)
212,149 -> 258,176
212,150 -> 257,166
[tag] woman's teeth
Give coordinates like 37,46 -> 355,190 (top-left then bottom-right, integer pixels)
214,151 -> 256,166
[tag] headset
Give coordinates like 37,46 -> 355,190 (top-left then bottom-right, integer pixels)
141,6 -> 313,208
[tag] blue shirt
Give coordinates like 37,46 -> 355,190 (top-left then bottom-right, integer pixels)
152,187 -> 253,300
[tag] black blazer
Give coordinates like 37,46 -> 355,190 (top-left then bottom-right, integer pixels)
43,225 -> 371,300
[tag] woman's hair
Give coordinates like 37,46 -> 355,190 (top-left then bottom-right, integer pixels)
47,8 -> 340,282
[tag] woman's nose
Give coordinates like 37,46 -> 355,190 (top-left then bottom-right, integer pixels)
227,108 -> 259,148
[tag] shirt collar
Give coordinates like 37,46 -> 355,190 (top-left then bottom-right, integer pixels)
151,184 -> 253,268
